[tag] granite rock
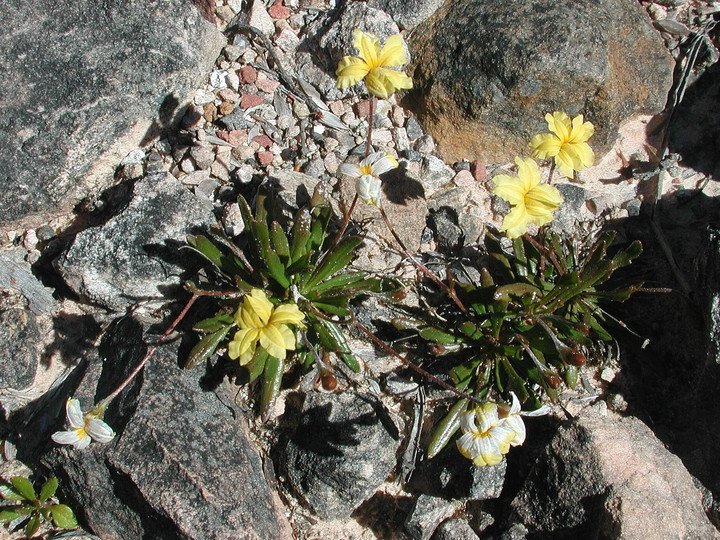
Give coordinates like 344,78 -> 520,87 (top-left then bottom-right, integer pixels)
406,0 -> 673,163
37,316 -> 291,539
0,0 -> 224,228
56,172 -> 215,310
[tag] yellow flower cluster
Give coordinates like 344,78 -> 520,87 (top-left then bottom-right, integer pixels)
492,112 -> 595,239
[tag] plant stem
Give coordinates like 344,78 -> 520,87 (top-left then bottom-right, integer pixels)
365,96 -> 376,158
379,207 -> 467,313
352,319 -> 482,405
98,295 -> 198,408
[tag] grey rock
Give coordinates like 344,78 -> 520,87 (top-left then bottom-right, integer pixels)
420,155 -> 454,191
283,391 -> 403,519
430,207 -> 463,252
406,117 -> 424,140
511,404 -> 718,539
266,170 -> 323,212
433,518 -> 481,540
39,316 -> 291,539
0,254 -> 56,315
409,444 -> 507,501
0,309 -> 40,389
368,0 -> 446,30
0,0 -> 225,228
551,183 -> 589,233
56,173 -> 214,310
498,523 -> 529,540
406,0 -> 673,164
404,494 -> 457,540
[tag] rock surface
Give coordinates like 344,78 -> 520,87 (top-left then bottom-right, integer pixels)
511,403 -> 718,539
0,0 -> 224,228
38,316 -> 291,539
406,0 -> 673,163
0,308 -> 40,390
367,0 -> 446,30
282,391 -> 403,519
56,172 -> 214,310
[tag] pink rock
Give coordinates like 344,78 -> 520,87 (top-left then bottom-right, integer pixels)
471,160 -> 487,182
268,2 -> 290,19
355,99 -> 371,118
240,94 -> 264,109
255,77 -> 280,93
227,130 -> 248,146
453,170 -> 475,188
239,65 -> 258,84
257,150 -> 274,166
253,134 -> 273,148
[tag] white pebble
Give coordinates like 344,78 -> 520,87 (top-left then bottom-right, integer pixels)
194,89 -> 216,106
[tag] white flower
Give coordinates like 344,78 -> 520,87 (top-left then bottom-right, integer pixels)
338,151 -> 398,207
52,398 -> 115,450
457,393 -> 546,467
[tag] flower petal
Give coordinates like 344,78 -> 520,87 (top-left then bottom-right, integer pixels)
336,56 -> 371,89
270,303 -> 306,326
377,34 -> 408,67
353,29 -> 380,66
338,162 -> 362,178
65,398 -> 84,429
370,153 -> 398,176
474,435 -> 503,466
86,419 -> 115,443
515,157 -> 541,192
365,67 -> 412,99
476,403 -> 499,434
529,133 -> 562,160
52,430 -> 82,446
73,434 -> 92,450
259,325 -> 288,360
546,111 -> 571,140
278,324 -> 296,351
492,175 -> 525,206
569,115 -> 594,143
501,204 -> 530,239
554,149 -> 576,179
357,175 -> 382,206
244,290 -> 273,325
502,415 -> 526,446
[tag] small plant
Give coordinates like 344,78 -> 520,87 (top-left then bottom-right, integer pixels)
0,476 -> 77,537
395,227 -> 642,460
185,186 -> 403,417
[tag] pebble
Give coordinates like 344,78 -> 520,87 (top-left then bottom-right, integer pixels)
195,177 -> 219,199
453,170 -> 475,188
257,150 -> 274,166
190,145 -> 214,169
239,65 -> 258,84
329,101 -> 345,116
286,125 -> 301,138
255,76 -> 281,94
324,137 -> 339,152
180,170 -> 210,186
240,94 -> 264,109
36,225 -> 56,242
194,89 -> 216,106
224,45 -> 244,63
268,2 -> 291,19
324,152 -> 339,174
227,0 -> 243,12
277,115 -> 294,130
253,134 -> 273,147
223,203 -> 245,236
218,102 -> 235,115
210,70 -> 228,89
226,70 -> 240,92
391,105 -> 405,127
355,99 -> 371,118
22,230 -> 38,251
406,116 -> 423,140
215,5 -> 235,23
242,49 -> 258,63
203,103 -> 217,122
372,129 -> 393,144
218,89 -> 240,103
304,157 -> 325,177
248,0 -> 276,35
293,101 -> 310,118
394,127 -> 410,153
276,29 -> 300,52
415,135 -> 436,154
288,13 -> 305,30
471,160 -> 487,182
234,163 -> 255,184
180,158 -> 195,173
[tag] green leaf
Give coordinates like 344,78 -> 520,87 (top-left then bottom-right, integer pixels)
309,271 -> 368,295
419,327 -> 462,345
307,206 -> 332,252
261,355 -> 285,420
265,250 -> 290,289
610,240 -> 643,269
449,357 -> 482,390
427,398 -> 468,459
50,504 -> 78,529
25,513 -> 41,537
11,477 -> 36,502
303,236 -> 363,292
317,319 -> 360,372
0,509 -> 21,523
39,477 -> 58,503
246,347 -> 269,383
270,221 -> 290,259
187,234 -> 224,268
0,484 -> 24,501
289,208 -> 312,263
185,325 -> 232,369
193,313 -> 235,333
499,357 -> 529,403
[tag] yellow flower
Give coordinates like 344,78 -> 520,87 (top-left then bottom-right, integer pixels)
457,393 -> 544,467
529,112 -> 595,178
227,289 -> 305,365
336,30 -> 413,99
492,157 -> 563,239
